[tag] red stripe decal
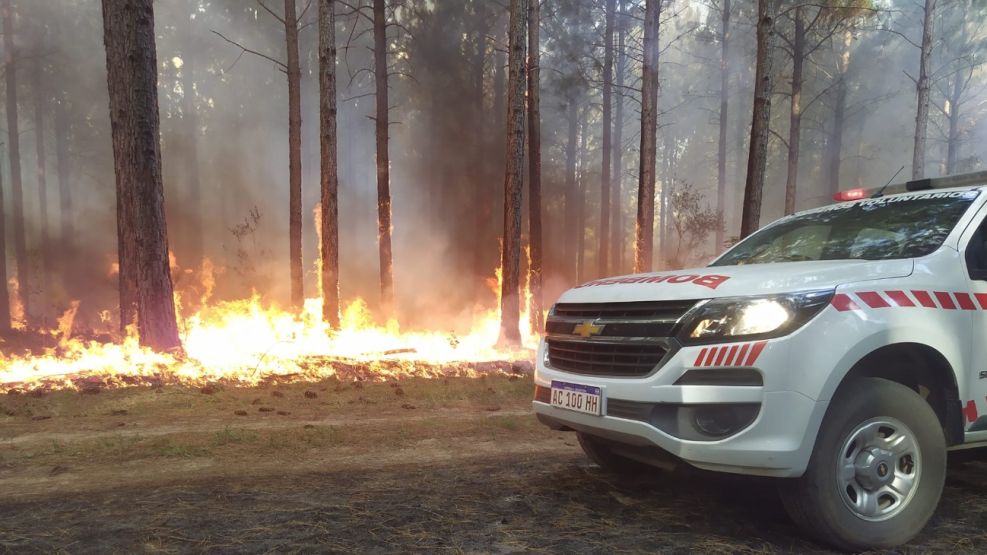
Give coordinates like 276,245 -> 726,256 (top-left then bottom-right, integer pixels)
885,290 -> 915,307
966,400 -> 979,423
714,345 -> 729,366
724,345 -> 740,366
911,290 -> 937,308
703,347 -> 718,367
735,343 -> 751,366
831,294 -> 860,312
857,291 -> 890,308
955,292 -> 976,310
935,292 -> 957,310
694,348 -> 709,367
976,293 -> 987,309
744,341 -> 768,366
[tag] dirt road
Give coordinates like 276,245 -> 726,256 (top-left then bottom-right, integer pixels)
2,376 -> 987,553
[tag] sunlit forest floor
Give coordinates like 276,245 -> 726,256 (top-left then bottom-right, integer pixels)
2,376 -> 987,553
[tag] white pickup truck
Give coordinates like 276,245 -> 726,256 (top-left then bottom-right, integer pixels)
534,171 -> 987,550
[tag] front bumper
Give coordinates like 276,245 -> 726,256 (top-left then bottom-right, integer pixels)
533,338 -> 826,478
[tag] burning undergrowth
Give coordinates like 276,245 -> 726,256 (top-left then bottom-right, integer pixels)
0,278 -> 539,394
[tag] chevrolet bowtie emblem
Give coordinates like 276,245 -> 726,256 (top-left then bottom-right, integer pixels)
573,321 -> 605,337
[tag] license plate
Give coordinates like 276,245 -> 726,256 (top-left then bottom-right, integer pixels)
550,380 -> 602,416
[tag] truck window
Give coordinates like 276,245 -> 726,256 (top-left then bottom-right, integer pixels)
713,191 -> 980,266
965,218 -> 987,278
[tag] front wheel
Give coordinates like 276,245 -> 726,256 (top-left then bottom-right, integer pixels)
780,377 -> 946,550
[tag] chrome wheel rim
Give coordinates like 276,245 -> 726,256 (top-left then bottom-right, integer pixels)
837,417 -> 921,522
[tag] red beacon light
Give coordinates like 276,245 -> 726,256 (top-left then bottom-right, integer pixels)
833,188 -> 868,202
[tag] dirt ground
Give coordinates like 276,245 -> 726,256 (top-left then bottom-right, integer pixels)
3,375 -> 987,553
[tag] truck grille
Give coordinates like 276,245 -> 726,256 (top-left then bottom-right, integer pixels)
544,299 -> 700,378
546,339 -> 668,377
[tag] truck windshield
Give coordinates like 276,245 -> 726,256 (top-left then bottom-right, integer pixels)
713,191 -> 980,266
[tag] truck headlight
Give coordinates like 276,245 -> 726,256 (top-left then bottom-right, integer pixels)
680,290 -> 833,345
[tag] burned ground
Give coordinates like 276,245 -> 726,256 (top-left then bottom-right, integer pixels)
2,376 -> 987,553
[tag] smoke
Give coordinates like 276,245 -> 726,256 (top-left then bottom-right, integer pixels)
10,0 -> 987,330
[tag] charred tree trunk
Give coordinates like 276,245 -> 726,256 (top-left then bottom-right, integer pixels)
526,0 -> 542,332
740,0 -> 776,239
180,49 -> 203,267
563,97 -> 578,284
634,0 -> 661,273
469,26 -> 491,307
284,0 -> 304,309
499,0 -> 526,346
101,0 -> 181,351
373,0 -> 394,317
319,0 -> 340,328
31,54 -> 49,318
599,0 -> 615,277
826,29 -> 850,198
783,7 -> 804,216
611,0 -> 627,273
912,0 -> 936,180
716,0 -> 730,248
2,0 -> 27,321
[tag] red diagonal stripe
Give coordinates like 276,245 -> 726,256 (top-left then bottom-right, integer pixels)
723,345 -> 740,366
976,293 -> 987,309
966,400 -> 979,423
885,290 -> 915,307
703,347 -> 718,367
744,341 -> 768,366
857,291 -> 890,308
735,343 -> 751,366
714,345 -> 729,366
935,292 -> 957,310
694,348 -> 709,367
912,290 -> 937,308
955,292 -> 976,310
831,293 -> 860,312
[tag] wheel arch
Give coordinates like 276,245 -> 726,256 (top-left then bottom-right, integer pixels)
833,342 -> 963,446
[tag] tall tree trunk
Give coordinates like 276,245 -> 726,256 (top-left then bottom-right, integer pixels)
284,0 -> 304,309
946,68 -> 963,174
716,0 -> 730,248
31,53 -> 49,318
599,0 -> 615,277
634,0 -> 661,273
54,92 -> 72,300
0,145 -> 8,330
469,27 -> 491,306
319,0 -> 340,327
826,29 -> 851,198
740,0 -> 776,238
499,0 -> 526,346
2,0 -> 27,321
611,0 -> 627,273
563,96 -> 578,284
373,0 -> 394,317
577,110 -> 588,283
526,0 -> 542,332
101,0 -> 181,351
180,49 -> 203,267
783,7 -> 804,216
912,0 -> 936,180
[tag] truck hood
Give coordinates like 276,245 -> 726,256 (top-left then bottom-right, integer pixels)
558,259 -> 915,303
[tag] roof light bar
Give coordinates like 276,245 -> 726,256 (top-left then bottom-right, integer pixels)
832,170 -> 987,202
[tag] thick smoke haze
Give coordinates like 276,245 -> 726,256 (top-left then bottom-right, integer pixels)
8,0 -> 987,330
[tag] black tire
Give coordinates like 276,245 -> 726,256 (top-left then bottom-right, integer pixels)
780,377 -> 946,551
576,432 -> 649,475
